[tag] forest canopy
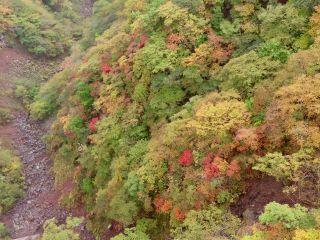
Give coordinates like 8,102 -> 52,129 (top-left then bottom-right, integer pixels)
3,0 -> 320,239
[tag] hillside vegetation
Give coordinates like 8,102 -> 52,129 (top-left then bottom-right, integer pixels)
3,0 -> 320,239
0,0 -> 88,56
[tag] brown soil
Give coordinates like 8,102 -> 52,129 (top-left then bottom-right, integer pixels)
231,176 -> 299,219
0,48 -> 28,74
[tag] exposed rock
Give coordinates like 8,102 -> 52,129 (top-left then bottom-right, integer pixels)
13,234 -> 40,240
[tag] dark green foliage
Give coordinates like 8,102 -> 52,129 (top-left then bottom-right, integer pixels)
65,116 -> 87,140
211,3 -> 224,35
81,177 -> 94,194
76,82 -> 94,110
147,86 -> 185,122
251,112 -> 265,126
256,41 -> 291,63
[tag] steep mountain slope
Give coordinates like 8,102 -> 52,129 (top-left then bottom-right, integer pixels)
3,0 -> 320,239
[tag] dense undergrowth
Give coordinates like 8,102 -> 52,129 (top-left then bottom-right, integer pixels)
0,144 -> 24,215
5,0 -> 320,239
0,142 -> 24,239
0,0 -> 87,57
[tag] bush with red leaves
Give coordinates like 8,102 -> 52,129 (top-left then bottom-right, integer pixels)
101,64 -> 112,74
203,153 -> 221,180
89,117 -> 99,132
204,162 -> 220,180
154,197 -> 172,213
174,208 -> 186,221
161,200 -> 172,213
179,149 -> 193,166
195,200 -> 202,210
226,160 -> 240,178
166,33 -> 184,49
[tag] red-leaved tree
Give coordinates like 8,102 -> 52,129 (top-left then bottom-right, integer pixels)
226,160 -> 240,178
174,208 -> 186,221
101,64 -> 112,74
203,153 -> 221,180
179,149 -> 193,166
89,117 -> 99,132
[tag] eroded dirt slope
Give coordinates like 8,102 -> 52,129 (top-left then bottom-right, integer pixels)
0,47 -> 94,239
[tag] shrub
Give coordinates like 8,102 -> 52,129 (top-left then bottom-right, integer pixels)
217,190 -> 231,204
75,82 -> 94,110
0,148 -> 24,214
15,18 -> 65,57
259,202 -> 316,229
111,227 -> 150,240
0,223 -> 8,239
258,4 -> 307,47
188,99 -> 250,137
172,204 -> 240,240
256,41 -> 291,63
31,70 -> 71,120
0,108 -> 11,125
89,117 -> 99,132
81,177 -> 93,194
179,149 -> 193,166
293,229 -> 320,240
253,149 -> 313,182
64,116 -> 87,141
217,51 -> 282,98
41,217 -> 83,240
204,162 -> 220,180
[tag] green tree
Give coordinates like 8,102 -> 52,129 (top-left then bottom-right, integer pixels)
258,4 -> 307,47
172,204 -> 240,240
41,217 -> 83,240
0,148 -> 24,214
217,51 -> 281,98
259,202 -> 316,229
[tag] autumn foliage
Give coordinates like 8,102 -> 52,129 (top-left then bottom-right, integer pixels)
101,64 -> 112,74
28,0 -> 320,239
179,149 -> 193,166
154,196 -> 172,213
89,117 -> 99,132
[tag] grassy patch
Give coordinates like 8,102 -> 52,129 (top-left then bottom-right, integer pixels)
0,108 -> 11,125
